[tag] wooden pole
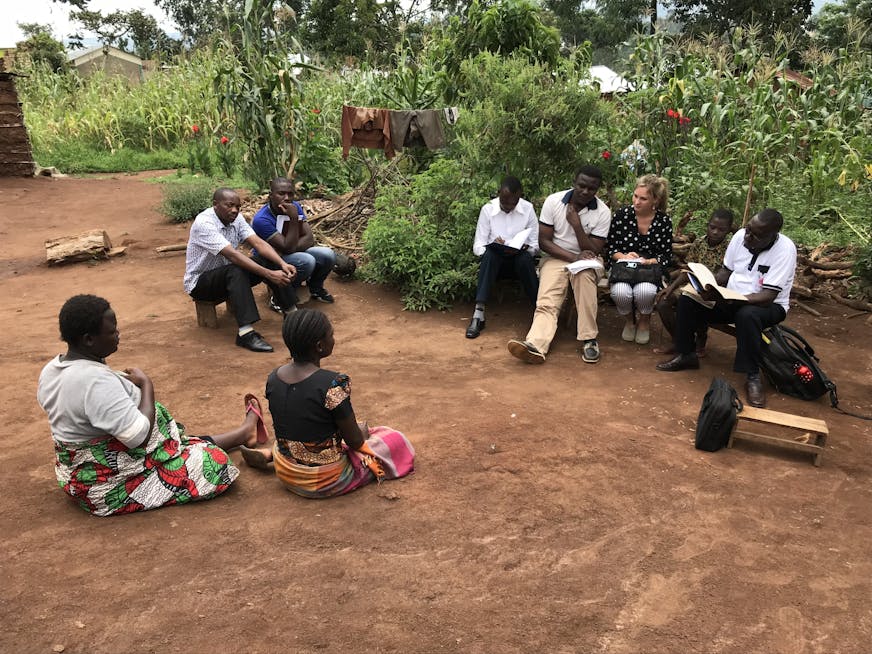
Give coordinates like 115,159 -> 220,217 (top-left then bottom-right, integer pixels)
742,164 -> 756,227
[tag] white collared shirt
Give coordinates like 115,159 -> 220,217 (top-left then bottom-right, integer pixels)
472,197 -> 539,256
183,207 -> 255,294
539,189 -> 611,255
724,229 -> 797,312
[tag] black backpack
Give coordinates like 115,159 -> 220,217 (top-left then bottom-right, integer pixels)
695,378 -> 743,452
759,325 -> 838,407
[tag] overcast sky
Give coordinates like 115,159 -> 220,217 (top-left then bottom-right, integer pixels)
1,0 -> 837,49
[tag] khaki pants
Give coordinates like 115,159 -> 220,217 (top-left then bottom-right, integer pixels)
525,256 -> 602,354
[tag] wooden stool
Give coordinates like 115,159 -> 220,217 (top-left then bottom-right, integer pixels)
728,406 -> 829,466
195,299 -> 235,329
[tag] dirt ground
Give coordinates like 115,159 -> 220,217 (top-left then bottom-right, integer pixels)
2,173 -> 871,654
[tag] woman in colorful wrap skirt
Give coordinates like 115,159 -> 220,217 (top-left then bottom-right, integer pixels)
37,295 -> 271,516
266,309 -> 415,498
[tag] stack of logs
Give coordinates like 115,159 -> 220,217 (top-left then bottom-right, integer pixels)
671,211 -> 871,324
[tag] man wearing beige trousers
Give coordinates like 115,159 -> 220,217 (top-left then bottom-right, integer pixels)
508,166 -> 612,364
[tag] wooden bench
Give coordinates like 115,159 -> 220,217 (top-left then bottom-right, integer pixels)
195,300 -> 234,329
728,406 -> 829,466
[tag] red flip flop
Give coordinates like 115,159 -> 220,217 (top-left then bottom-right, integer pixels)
244,393 -> 269,445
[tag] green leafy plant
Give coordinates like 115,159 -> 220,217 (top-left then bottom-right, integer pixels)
160,181 -> 214,223
215,134 -> 235,178
186,124 -> 213,176
214,0 -> 312,185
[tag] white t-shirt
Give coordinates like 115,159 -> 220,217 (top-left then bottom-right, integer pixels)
539,189 -> 611,255
183,207 -> 256,294
37,356 -> 151,447
724,229 -> 797,312
472,197 -> 539,256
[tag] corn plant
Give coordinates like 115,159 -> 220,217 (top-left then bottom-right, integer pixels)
213,0 -> 312,185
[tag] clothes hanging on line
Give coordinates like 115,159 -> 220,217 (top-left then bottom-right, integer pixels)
388,110 -> 446,151
341,105 -> 395,159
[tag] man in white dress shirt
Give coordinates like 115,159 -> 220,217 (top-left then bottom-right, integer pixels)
466,176 -> 539,338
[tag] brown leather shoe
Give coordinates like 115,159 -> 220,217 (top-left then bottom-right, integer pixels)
745,378 -> 766,408
656,352 -> 700,372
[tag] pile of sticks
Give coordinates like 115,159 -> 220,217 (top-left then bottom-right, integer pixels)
237,179 -> 378,258
794,243 -> 872,323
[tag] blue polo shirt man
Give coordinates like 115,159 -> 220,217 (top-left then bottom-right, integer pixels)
251,177 -> 337,306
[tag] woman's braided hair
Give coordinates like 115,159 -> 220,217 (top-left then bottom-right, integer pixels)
282,308 -> 331,362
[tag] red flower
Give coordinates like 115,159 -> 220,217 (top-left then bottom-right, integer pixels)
191,124 -> 200,134
311,108 -> 321,114
680,116 -> 691,125
220,136 -> 229,145
601,150 -> 612,159
666,109 -> 676,118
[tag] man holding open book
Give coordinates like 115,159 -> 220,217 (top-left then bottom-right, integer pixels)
466,176 -> 540,339
656,209 -> 797,408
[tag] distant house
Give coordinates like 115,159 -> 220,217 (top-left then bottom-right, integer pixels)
585,65 -> 634,97
68,45 -> 145,85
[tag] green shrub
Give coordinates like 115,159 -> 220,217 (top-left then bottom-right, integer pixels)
160,181 -> 214,223
455,51 -> 599,199
363,158 -> 484,311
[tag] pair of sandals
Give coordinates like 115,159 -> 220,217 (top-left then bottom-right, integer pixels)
239,393 -> 272,470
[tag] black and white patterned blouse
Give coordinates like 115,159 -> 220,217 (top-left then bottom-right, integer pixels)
607,206 -> 673,270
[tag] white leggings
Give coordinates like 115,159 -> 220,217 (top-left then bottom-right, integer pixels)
610,282 -> 658,316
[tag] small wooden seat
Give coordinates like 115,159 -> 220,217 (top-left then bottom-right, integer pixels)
195,299 -> 234,328
728,406 -> 829,466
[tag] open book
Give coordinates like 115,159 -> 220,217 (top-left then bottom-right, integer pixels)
682,262 -> 748,308
565,258 -> 604,275
504,227 -> 532,250
485,227 -> 532,254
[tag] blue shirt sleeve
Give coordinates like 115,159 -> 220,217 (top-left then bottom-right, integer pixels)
251,204 -> 277,241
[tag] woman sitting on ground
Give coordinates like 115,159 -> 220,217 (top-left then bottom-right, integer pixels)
37,294 -> 271,517
266,308 -> 415,498
607,174 -> 674,345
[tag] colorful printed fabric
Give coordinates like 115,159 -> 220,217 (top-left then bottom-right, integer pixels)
53,402 -> 239,516
273,426 -> 415,499
685,237 -> 729,273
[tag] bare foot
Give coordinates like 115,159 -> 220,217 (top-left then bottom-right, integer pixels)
242,394 -> 270,447
240,445 -> 273,470
241,411 -> 261,449
653,345 -> 676,355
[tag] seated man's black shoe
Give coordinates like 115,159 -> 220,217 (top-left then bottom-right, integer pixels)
745,378 -> 766,408
310,288 -> 335,303
656,352 -> 700,371
466,316 -> 485,339
236,331 -> 273,353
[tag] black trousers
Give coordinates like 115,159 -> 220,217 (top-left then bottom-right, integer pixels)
674,295 -> 787,374
475,248 -> 539,305
189,263 -> 297,327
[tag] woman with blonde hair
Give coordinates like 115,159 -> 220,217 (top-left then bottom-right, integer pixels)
606,175 -> 673,345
